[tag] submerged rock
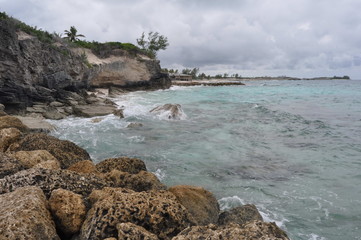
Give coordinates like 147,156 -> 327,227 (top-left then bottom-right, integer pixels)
8,133 -> 90,168
218,204 -> 263,226
0,186 -> 60,240
96,157 -> 147,174
150,104 -> 185,120
126,122 -> 144,128
168,185 -> 220,226
80,187 -> 194,240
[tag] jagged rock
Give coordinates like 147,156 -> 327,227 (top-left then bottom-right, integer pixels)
0,116 -> 29,132
127,122 -> 144,128
168,185 -> 220,225
0,152 -> 25,178
173,221 -> 289,240
96,157 -> 147,174
80,187 -> 194,240
67,160 -> 100,175
0,127 -> 21,152
12,150 -> 58,168
113,109 -> 124,118
150,104 -> 184,120
218,204 -> 263,226
104,170 -> 166,192
0,186 -> 60,240
49,189 -> 86,237
0,168 -> 108,198
73,104 -> 118,118
8,133 -> 90,168
117,222 -> 159,240
33,160 -> 61,170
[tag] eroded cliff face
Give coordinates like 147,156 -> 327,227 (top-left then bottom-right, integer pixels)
0,18 -> 170,113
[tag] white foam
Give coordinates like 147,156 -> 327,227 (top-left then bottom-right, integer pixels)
153,169 -> 166,181
218,196 -> 245,211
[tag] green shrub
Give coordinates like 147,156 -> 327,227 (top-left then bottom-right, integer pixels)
0,11 -> 9,20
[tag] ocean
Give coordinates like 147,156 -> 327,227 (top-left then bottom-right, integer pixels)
49,80 -> 361,240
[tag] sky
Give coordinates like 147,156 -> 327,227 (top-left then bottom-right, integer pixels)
1,0 -> 361,79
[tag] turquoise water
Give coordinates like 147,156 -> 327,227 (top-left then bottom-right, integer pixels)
49,80 -> 361,240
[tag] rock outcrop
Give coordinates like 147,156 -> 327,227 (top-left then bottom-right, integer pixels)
0,186 -> 59,240
218,204 -> 263,226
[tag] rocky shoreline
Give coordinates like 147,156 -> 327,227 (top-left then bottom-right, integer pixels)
0,111 -> 290,239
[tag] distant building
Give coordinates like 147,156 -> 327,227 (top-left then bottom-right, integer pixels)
170,74 -> 192,81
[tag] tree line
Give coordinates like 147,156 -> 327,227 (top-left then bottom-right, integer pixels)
162,67 -> 242,80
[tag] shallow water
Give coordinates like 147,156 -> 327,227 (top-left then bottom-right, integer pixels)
49,80 -> 361,240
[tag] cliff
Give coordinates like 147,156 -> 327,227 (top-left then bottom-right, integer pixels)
0,15 -> 170,114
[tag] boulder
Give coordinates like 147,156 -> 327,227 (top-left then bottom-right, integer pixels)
168,185 -> 220,225
96,157 -> 147,174
173,221 -> 289,240
34,160 -> 61,170
150,104 -> 184,120
104,170 -> 166,192
0,168 -> 108,198
117,222 -> 159,240
49,189 -> 87,237
0,127 -> 21,152
73,104 -> 117,118
0,152 -> 25,178
67,160 -> 100,175
0,186 -> 60,240
0,116 -> 29,132
113,108 -> 124,118
80,187 -> 194,240
8,133 -> 90,168
218,204 -> 263,226
12,150 -> 58,168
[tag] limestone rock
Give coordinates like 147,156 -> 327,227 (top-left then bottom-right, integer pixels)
13,150 -> 58,168
0,186 -> 60,240
96,157 -> 147,174
0,152 -> 25,178
104,170 -> 166,192
33,160 -> 61,170
80,187 -> 194,240
168,185 -> 220,225
173,221 -> 289,240
49,189 -> 87,237
8,133 -> 90,168
73,104 -> 117,118
0,168 -> 108,198
150,104 -> 185,120
117,222 -> 159,240
0,116 -> 29,132
218,204 -> 263,226
0,127 -> 21,152
67,160 -> 100,175
14,116 -> 56,132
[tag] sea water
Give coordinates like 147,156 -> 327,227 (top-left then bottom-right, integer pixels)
49,80 -> 361,240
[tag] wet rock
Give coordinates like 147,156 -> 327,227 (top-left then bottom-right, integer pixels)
127,122 -> 144,128
0,127 -> 21,152
104,170 -> 166,192
34,160 -> 61,170
0,168 -> 108,198
12,150 -> 58,168
173,221 -> 289,240
113,108 -> 124,118
73,104 -> 117,118
80,187 -> 193,240
150,104 -> 184,120
0,152 -> 25,178
218,204 -> 263,226
0,115 -> 29,132
90,117 -> 104,123
168,185 -> 220,225
8,133 -> 90,169
49,189 -> 87,237
117,222 -> 159,240
96,157 -> 147,174
67,160 -> 100,175
0,186 -> 60,240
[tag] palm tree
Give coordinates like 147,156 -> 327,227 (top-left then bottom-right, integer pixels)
63,26 -> 85,42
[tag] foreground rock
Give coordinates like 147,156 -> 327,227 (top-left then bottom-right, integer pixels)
0,186 -> 59,240
96,157 -> 147,174
168,185 -> 220,225
173,221 -> 289,240
150,104 -> 185,120
12,150 -> 58,168
0,152 -> 25,178
0,115 -> 29,132
15,116 -> 56,132
8,133 -> 90,168
0,168 -> 108,198
0,127 -> 21,152
117,222 -> 159,240
81,187 -> 194,240
218,204 -> 263,226
73,104 -> 118,118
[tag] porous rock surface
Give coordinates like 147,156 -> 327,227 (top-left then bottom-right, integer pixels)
218,204 -> 263,226
96,157 -> 147,174
0,168 -> 108,198
33,159 -> 61,170
8,133 -> 90,168
0,152 -> 25,178
12,150 -> 58,168
168,185 -> 220,225
67,160 -> 100,175
0,186 -> 60,240
0,115 -> 29,132
80,187 -> 194,240
49,188 -> 87,237
0,127 -> 21,152
117,222 -> 159,240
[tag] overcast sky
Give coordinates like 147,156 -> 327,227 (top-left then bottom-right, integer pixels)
2,0 -> 361,79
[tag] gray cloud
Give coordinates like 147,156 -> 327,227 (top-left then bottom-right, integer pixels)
1,0 -> 361,78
